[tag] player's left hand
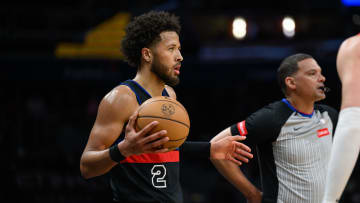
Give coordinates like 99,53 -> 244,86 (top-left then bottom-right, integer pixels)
210,135 -> 253,166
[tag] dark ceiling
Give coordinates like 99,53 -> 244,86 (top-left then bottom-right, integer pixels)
0,0 -> 359,59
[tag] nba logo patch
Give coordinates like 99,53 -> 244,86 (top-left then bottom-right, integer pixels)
317,128 -> 330,138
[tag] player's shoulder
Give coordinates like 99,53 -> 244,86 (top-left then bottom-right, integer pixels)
341,34 -> 360,52
165,85 -> 177,99
93,84 -> 138,125
348,33 -> 360,44
99,84 -> 138,112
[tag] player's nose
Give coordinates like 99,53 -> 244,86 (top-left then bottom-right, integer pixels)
176,50 -> 183,62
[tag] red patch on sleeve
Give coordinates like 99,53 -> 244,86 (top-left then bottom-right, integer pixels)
237,120 -> 248,136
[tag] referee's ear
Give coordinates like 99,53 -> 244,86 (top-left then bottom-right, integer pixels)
285,76 -> 296,92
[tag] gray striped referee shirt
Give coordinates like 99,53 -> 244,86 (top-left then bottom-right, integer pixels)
231,99 -> 338,203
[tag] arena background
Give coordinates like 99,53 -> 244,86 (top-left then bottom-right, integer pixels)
2,0 -> 360,202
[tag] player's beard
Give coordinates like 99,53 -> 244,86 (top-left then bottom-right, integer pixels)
151,57 -> 179,87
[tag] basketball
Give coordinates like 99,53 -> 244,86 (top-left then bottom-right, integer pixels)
136,96 -> 190,151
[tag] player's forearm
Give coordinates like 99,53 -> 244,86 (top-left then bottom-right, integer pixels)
80,149 -> 118,179
211,159 -> 260,199
211,127 -> 231,142
323,107 -> 360,202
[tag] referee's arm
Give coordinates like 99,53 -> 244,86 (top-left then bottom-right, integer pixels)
211,127 -> 262,202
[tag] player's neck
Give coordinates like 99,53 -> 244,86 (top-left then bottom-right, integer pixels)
286,96 -> 314,115
133,68 -> 165,97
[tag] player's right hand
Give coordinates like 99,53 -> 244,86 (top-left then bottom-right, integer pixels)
118,111 -> 169,157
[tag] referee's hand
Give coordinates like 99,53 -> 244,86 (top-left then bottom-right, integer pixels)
247,191 -> 262,203
210,135 -> 253,166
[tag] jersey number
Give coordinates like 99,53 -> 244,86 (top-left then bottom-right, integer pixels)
151,165 -> 167,188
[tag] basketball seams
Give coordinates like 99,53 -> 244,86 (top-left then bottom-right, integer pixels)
136,96 -> 189,150
137,115 -> 190,128
139,98 -> 188,113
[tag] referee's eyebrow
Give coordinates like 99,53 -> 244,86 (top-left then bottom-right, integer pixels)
306,67 -> 322,73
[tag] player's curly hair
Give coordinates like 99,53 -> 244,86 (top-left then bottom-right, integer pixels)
121,11 -> 181,68
277,53 -> 313,96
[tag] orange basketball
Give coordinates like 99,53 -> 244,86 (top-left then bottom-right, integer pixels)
136,96 -> 190,151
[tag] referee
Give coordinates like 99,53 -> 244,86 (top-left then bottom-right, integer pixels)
211,53 -> 338,203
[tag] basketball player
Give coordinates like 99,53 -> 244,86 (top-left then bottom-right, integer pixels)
79,11 -> 253,203
211,53 -> 338,203
322,34 -> 360,203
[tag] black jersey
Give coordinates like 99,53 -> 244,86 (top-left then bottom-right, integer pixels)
231,99 -> 338,203
109,80 -> 182,203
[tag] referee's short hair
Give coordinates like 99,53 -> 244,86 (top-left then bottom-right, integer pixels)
277,53 -> 313,96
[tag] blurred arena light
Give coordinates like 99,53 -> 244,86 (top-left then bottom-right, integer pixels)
282,16 -> 295,38
342,0 -> 360,6
232,17 -> 247,40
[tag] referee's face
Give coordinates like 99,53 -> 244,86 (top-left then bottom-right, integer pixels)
293,58 -> 326,102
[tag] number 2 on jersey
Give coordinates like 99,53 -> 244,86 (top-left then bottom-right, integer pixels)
151,165 -> 167,188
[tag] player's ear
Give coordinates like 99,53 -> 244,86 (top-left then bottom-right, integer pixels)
141,47 -> 153,63
285,76 -> 296,91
